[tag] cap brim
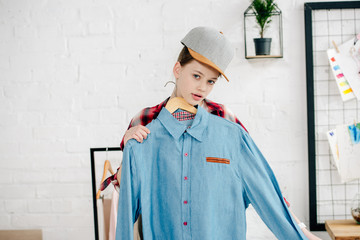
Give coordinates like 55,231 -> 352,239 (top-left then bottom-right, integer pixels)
187,48 -> 229,82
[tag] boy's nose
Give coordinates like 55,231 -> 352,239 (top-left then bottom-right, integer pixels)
197,81 -> 206,91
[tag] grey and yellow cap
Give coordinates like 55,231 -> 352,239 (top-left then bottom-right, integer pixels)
181,26 -> 234,81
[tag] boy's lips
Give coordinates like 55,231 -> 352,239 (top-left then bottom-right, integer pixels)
192,93 -> 203,101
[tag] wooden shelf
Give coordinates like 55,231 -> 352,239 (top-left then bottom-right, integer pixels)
0,230 -> 42,240
245,55 -> 283,59
325,219 -> 360,240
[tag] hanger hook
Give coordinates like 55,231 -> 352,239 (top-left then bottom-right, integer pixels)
164,81 -> 175,87
106,147 -> 108,160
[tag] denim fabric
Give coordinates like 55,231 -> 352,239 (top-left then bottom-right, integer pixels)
116,106 -> 308,240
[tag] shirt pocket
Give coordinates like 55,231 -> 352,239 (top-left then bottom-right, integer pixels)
206,157 -> 230,164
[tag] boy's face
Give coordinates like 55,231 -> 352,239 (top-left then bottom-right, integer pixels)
173,59 -> 219,106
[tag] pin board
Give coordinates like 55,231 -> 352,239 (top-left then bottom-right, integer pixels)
305,1 -> 360,231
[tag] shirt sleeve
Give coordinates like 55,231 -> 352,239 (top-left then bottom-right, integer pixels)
115,143 -> 141,240
238,130 -> 308,239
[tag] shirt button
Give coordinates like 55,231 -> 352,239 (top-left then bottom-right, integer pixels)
184,176 -> 188,180
184,153 -> 188,157
184,200 -> 188,204
183,222 -> 187,226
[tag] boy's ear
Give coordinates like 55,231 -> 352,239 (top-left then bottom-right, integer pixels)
173,62 -> 181,79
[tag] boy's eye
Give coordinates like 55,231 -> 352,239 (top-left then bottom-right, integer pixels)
208,80 -> 216,85
193,74 -> 200,79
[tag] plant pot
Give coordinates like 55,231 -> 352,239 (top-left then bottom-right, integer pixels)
253,38 -> 272,55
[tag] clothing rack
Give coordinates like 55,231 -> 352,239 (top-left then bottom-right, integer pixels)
90,147 -> 122,240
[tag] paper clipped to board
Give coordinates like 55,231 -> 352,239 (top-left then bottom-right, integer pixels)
328,34 -> 360,101
326,122 -> 360,183
327,48 -> 355,102
326,129 -> 339,170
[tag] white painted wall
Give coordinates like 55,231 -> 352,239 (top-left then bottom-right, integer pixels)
0,0 -> 337,239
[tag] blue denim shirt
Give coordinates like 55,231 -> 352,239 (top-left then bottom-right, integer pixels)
116,106 -> 308,239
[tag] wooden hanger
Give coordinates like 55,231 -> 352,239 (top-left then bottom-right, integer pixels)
165,97 -> 197,114
96,159 -> 115,199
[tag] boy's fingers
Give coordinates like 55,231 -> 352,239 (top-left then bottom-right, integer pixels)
133,135 -> 140,143
140,125 -> 150,134
134,132 -> 143,142
139,129 -> 149,139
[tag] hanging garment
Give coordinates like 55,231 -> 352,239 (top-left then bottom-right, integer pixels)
97,199 -> 105,240
115,106 -> 307,239
109,189 -> 119,240
101,97 -> 247,193
97,197 -> 111,240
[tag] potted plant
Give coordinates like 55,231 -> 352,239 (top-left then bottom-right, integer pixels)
251,0 -> 277,55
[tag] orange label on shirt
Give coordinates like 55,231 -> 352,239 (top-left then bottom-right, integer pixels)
206,157 -> 230,164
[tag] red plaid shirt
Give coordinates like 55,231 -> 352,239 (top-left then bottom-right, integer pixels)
120,97 -> 247,150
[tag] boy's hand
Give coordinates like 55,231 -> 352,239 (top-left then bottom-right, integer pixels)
124,125 -> 151,146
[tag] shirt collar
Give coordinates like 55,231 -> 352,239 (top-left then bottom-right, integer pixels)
157,106 -> 208,142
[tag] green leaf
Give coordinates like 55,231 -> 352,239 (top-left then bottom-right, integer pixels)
250,0 -> 277,38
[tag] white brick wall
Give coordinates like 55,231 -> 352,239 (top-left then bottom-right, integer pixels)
0,0 -> 331,239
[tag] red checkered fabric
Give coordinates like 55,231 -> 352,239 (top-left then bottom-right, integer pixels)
120,97 -> 247,150
172,111 -> 195,121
